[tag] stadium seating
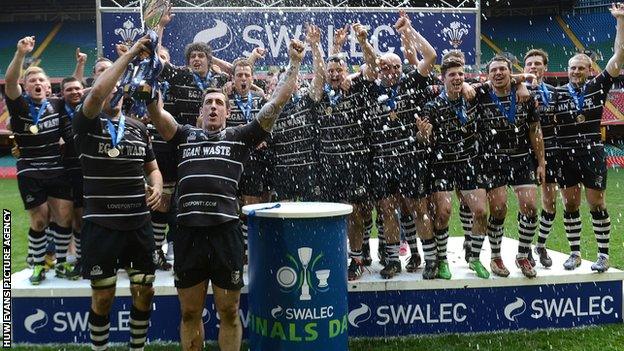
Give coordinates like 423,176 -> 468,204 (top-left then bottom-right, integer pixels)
562,12 -> 614,65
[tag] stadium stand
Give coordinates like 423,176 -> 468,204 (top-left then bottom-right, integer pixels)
561,12 -> 614,66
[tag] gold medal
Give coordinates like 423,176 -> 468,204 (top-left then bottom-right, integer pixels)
389,111 -> 398,121
29,125 -> 39,134
576,114 -> 585,123
325,107 -> 333,115
107,147 -> 120,158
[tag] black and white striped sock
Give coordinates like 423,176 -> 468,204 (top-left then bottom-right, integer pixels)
51,223 -> 72,264
73,231 -> 81,261
435,228 -> 449,262
459,204 -> 473,244
28,228 -> 47,265
376,216 -> 385,247
401,214 -> 419,256
241,217 -> 248,255
517,213 -> 538,258
151,211 -> 168,248
470,234 -> 486,260
385,242 -> 400,262
591,210 -> 610,258
129,305 -> 151,350
349,250 -> 363,261
363,215 -> 373,246
487,217 -> 505,259
421,238 -> 437,262
564,210 -> 582,256
89,309 -> 110,351
537,209 -> 555,248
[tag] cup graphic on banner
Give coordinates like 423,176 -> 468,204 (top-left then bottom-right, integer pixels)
298,247 -> 312,301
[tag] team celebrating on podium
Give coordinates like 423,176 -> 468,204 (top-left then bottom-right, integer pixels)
4,4 -> 624,350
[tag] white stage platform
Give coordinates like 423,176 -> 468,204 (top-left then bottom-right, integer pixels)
9,238 -> 624,342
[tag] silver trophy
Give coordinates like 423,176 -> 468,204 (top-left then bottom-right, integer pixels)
298,247 -> 312,301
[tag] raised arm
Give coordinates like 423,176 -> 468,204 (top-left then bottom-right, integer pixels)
331,25 -> 349,55
353,23 -> 377,81
395,11 -> 419,66
606,3 -> 624,77
257,39 -> 304,132
5,36 -> 35,100
146,94 -> 179,141
306,23 -> 326,102
72,48 -> 87,82
81,35 -> 151,119
396,12 -> 437,77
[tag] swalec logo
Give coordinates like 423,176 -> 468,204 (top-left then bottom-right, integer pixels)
24,309 -> 48,334
194,19 -> 233,53
348,303 -> 371,328
504,297 -> 527,322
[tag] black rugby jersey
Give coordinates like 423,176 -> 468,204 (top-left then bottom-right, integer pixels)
6,95 -> 64,178
528,83 -> 558,153
73,109 -> 155,230
422,93 -> 479,163
171,120 -> 269,227
475,85 -> 540,157
160,63 -> 227,126
270,92 -> 318,169
227,91 -> 269,166
364,70 -> 432,160
316,76 -> 371,164
59,100 -> 81,172
554,71 -> 614,155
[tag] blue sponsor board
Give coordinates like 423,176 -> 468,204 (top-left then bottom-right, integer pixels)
101,10 -> 477,67
12,280 -> 622,343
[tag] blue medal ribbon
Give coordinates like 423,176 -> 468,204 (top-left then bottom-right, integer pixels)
489,86 -> 517,124
25,95 -> 50,127
377,84 -> 399,112
193,72 -> 212,91
537,82 -> 550,106
440,89 -> 468,125
159,80 -> 170,101
323,84 -> 342,106
567,82 -> 587,112
106,114 -> 126,150
234,92 -> 254,122
64,103 -> 76,120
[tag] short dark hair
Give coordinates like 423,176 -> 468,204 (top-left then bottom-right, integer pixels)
486,54 -> 512,72
440,58 -> 464,77
202,87 -> 230,110
524,49 -> 549,66
184,42 -> 213,66
93,57 -> 113,73
442,50 -> 465,65
327,52 -> 348,65
61,76 -> 83,90
232,57 -> 254,76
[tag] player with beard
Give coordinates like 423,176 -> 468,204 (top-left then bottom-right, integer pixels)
474,55 -> 545,278
5,37 -> 77,284
73,35 -> 163,351
146,38 -> 304,351
555,3 -> 624,273
418,54 -> 490,279
270,24 -> 324,201
359,13 -> 438,279
523,49 -> 558,268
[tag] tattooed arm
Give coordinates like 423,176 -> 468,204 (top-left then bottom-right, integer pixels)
257,39 -> 304,132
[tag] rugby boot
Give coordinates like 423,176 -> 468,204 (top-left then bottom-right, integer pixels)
463,240 -> 472,263
534,246 -> 552,268
55,261 -> 81,280
437,261 -> 452,280
422,260 -> 438,280
469,259 -> 490,279
490,258 -> 510,277
153,248 -> 172,271
29,264 -> 46,285
516,257 -> 537,278
405,254 -> 422,273
563,253 -> 582,270
44,252 -> 56,271
527,249 -> 536,268
591,256 -> 610,273
380,260 -> 401,279
361,243 -> 372,266
348,258 -> 365,281
378,243 -> 388,267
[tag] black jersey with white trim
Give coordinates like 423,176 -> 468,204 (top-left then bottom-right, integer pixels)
270,92 -> 318,169
364,70 -> 432,159
316,76 -> 371,164
554,71 -> 614,155
171,120 -> 269,227
59,100 -> 81,172
422,94 -> 479,163
160,63 -> 227,126
226,92 -> 268,162
6,95 -> 64,178
73,108 -> 155,230
528,83 -> 558,153
475,86 -> 540,157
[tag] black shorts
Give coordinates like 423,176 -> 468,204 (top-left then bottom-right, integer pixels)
320,158 -> 370,204
372,157 -> 429,200
81,220 -> 156,280
17,174 -> 72,210
239,158 -> 269,197
545,149 -> 562,185
153,142 -> 178,183
478,154 -> 537,191
558,148 -> 607,190
431,159 -> 480,193
68,169 -> 84,208
174,220 -> 245,290
273,165 -> 321,201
